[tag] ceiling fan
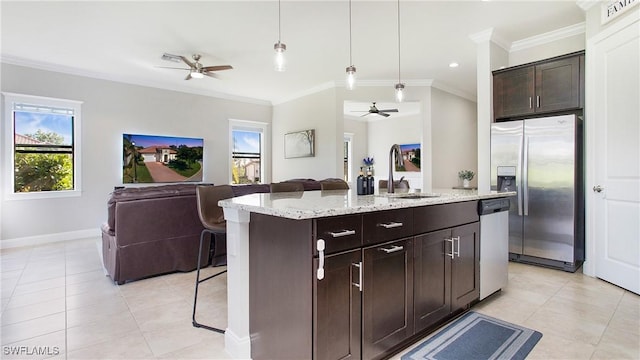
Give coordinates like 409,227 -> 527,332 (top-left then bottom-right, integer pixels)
352,102 -> 399,117
159,53 -> 233,80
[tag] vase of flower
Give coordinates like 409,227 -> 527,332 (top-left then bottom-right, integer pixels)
363,157 -> 374,176
458,170 -> 475,188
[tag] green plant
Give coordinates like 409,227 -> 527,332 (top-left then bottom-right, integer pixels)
458,170 -> 475,181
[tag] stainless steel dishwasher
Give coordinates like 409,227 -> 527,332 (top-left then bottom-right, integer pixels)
478,198 -> 510,300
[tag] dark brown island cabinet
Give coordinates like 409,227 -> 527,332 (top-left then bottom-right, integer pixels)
493,51 -> 585,121
248,201 -> 480,360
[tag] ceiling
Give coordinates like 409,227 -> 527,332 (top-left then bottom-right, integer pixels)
0,1 -> 586,105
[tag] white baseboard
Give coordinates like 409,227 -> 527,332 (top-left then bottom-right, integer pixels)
0,228 -> 101,250
224,328 -> 252,359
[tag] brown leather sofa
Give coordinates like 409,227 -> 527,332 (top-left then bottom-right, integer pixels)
101,184 -> 211,284
101,179 -> 346,284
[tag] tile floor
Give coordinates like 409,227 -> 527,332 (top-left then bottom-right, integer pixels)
1,237 -> 638,359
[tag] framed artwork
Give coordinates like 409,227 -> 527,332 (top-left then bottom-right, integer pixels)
395,143 -> 421,172
285,129 -> 315,158
123,133 -> 204,183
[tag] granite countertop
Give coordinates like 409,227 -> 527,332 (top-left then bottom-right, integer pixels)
219,188 -> 515,220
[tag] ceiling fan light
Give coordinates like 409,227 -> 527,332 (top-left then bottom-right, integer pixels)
190,70 -> 204,79
395,83 -> 405,103
274,41 -> 286,72
346,65 -> 356,90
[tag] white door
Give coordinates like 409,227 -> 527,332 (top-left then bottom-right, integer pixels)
590,13 -> 640,294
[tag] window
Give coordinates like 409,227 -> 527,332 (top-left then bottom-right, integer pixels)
3,93 -> 82,199
230,120 -> 267,184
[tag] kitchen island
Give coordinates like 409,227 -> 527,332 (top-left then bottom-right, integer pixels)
219,189 -> 513,360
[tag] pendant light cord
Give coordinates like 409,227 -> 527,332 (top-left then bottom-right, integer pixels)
397,0 -> 401,83
349,0 -> 353,65
278,0 -> 282,42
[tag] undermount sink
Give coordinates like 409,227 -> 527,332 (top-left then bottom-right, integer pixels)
379,193 -> 441,199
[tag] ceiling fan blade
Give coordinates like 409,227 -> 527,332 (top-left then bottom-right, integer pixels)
185,73 -> 192,80
157,66 -> 190,70
378,112 -> 391,117
378,109 -> 399,112
360,113 -> 371,117
179,55 -> 196,69
203,72 -> 219,79
202,65 -> 233,72
350,110 -> 368,113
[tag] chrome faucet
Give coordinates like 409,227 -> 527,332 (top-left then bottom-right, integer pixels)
388,144 -> 405,193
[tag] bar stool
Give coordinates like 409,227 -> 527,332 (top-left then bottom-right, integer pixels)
270,182 -> 304,192
193,184 -> 234,333
320,179 -> 350,190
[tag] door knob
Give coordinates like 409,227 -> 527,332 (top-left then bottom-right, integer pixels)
593,185 -> 604,193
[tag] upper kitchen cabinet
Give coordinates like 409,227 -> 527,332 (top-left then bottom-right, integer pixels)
493,51 -> 585,121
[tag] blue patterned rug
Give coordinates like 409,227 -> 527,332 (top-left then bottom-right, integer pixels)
402,312 -> 542,360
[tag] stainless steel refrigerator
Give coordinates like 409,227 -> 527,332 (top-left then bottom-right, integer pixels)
490,114 -> 584,272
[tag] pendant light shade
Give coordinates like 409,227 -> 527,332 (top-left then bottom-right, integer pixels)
274,0 -> 286,72
394,0 -> 404,102
346,65 -> 356,90
395,83 -> 405,102
345,0 -> 356,90
274,41 -> 286,72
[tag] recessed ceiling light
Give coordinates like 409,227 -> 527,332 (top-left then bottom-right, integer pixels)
449,62 -> 459,68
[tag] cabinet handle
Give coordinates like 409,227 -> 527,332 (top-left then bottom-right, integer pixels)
446,238 -> 455,259
529,97 -> 532,109
453,236 -> 461,258
317,239 -> 325,280
352,262 -> 363,292
328,229 -> 356,238
378,222 -> 403,229
379,245 -> 404,254
536,95 -> 540,108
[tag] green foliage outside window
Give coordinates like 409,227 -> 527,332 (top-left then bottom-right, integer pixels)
14,130 -> 73,192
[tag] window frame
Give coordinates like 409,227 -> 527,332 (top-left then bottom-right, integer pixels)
229,119 -> 269,185
344,133 -> 354,183
3,92 -> 83,200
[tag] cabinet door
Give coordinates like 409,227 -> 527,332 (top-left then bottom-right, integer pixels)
493,66 -> 535,119
451,222 -> 480,311
414,230 -> 451,333
314,249 -> 362,360
535,56 -> 580,113
363,238 -> 414,360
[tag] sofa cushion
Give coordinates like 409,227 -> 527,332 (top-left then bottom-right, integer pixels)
106,183 -> 204,233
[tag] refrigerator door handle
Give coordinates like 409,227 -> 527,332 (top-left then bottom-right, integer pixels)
523,137 -> 530,216
517,134 -> 524,216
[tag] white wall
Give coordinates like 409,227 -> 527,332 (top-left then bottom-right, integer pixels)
272,87 -> 339,181
0,64 -> 271,244
367,112 -> 422,190
343,117 -> 368,185
431,88 -> 478,189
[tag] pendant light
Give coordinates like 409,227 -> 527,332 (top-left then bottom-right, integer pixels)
345,0 -> 356,90
394,0 -> 404,102
274,0 -> 286,72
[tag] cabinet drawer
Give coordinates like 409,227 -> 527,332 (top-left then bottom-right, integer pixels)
315,215 -> 362,255
363,208 -> 413,245
414,201 -> 478,234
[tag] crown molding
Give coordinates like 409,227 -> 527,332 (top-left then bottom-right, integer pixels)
469,28 -> 511,51
576,0 -> 599,11
510,22 -> 586,52
0,55 -> 271,106
271,81 -> 337,105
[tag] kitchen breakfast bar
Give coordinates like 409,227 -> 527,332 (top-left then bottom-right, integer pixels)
219,189 -> 513,360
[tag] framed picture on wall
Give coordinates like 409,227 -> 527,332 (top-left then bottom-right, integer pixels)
285,129 -> 315,158
395,143 -> 421,172
122,133 -> 204,183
